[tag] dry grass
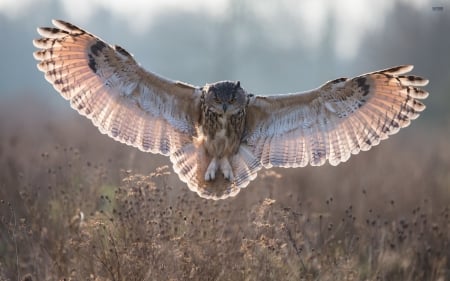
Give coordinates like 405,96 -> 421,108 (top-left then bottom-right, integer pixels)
0,99 -> 449,281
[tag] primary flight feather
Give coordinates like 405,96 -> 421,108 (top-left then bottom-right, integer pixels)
33,20 -> 429,200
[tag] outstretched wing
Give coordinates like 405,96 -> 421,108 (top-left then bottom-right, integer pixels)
245,65 -> 429,168
33,20 -> 201,155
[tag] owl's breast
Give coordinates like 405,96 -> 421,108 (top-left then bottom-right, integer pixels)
201,109 -> 246,158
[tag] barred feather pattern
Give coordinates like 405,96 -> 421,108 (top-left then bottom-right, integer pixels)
245,65 -> 429,168
33,19 -> 200,156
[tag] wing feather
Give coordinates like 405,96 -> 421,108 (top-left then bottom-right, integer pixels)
33,19 -> 201,155
245,65 -> 429,168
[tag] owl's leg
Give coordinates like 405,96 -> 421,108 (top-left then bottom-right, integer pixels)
219,157 -> 234,181
205,157 -> 219,181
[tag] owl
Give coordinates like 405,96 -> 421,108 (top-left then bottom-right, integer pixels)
33,20 -> 429,200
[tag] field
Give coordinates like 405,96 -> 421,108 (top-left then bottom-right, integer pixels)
0,98 -> 449,281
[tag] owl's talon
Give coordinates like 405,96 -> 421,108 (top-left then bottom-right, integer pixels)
205,158 -> 219,181
220,158 -> 234,181
222,170 -> 234,181
205,170 -> 216,181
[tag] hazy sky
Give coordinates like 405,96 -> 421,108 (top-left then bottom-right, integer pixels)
0,0 -> 444,101
0,0 -> 429,59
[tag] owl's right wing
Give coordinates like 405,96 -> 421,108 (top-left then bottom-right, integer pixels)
244,65 -> 429,168
33,20 -> 201,155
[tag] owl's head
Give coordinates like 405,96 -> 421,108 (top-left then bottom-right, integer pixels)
203,81 -> 246,115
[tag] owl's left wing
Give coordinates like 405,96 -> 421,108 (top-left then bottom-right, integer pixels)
244,65 -> 429,168
33,20 -> 201,156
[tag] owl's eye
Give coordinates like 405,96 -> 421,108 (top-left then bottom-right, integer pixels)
229,98 -> 235,104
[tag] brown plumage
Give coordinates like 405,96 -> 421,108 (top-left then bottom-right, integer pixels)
33,20 -> 429,200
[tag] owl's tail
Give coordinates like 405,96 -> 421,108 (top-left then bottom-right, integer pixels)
170,144 -> 261,200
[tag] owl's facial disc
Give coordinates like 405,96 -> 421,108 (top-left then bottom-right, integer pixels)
205,81 -> 244,114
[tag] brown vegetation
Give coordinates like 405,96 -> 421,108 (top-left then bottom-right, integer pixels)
0,99 -> 449,280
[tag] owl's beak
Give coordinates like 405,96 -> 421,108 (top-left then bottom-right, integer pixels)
222,104 -> 227,113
